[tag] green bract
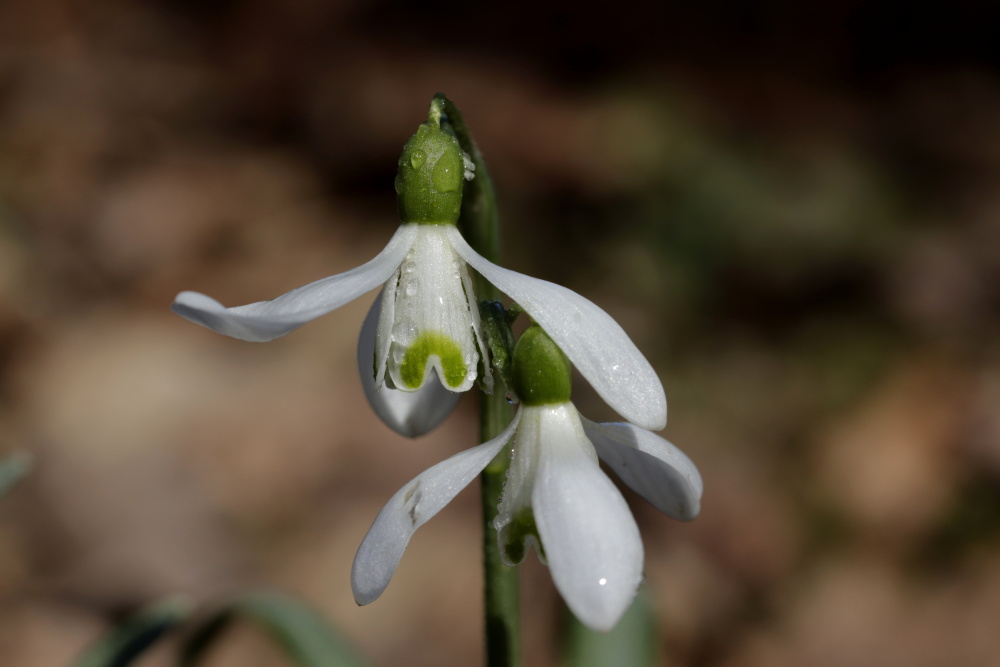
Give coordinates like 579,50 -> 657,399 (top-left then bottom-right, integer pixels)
395,100 -> 465,225
512,325 -> 573,406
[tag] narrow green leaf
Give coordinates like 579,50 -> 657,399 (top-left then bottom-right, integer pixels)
73,597 -> 192,667
563,588 -> 657,667
436,93 -> 502,302
0,451 -> 32,497
435,92 -> 520,667
478,299 -> 517,391
179,591 -> 367,667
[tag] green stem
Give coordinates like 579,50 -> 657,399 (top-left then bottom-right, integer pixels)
438,93 -> 520,667
479,385 -> 518,667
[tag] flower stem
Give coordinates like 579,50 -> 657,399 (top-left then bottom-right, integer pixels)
438,93 -> 521,667
479,384 -> 518,667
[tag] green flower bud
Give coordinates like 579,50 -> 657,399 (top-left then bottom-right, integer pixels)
511,325 -> 573,406
395,98 -> 465,225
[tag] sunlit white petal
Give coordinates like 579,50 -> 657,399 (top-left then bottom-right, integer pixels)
446,226 -> 666,430
172,225 -> 419,342
529,404 -> 643,632
583,418 -> 702,521
358,294 -> 460,437
351,413 -> 521,605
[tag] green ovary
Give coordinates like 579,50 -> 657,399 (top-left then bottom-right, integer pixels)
400,331 -> 468,389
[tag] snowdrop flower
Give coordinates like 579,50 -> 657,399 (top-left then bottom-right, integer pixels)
351,326 -> 701,631
172,100 -> 666,436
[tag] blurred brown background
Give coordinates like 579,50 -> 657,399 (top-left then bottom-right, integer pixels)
2,0 -> 1000,665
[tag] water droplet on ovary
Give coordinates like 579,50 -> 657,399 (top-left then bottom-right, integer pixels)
410,149 -> 427,169
505,392 -> 519,405
432,159 -> 459,192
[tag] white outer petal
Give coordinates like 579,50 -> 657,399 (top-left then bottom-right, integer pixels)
351,413 -> 521,605
583,418 -> 702,521
446,226 -> 666,430
171,225 -> 419,342
531,404 -> 643,632
358,293 -> 460,437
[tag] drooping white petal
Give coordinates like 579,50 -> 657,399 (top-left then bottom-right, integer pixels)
583,418 -> 702,521
171,224 -> 419,342
530,404 -> 643,632
351,412 -> 521,605
446,226 -> 666,430
357,293 -> 460,437
383,226 -> 483,392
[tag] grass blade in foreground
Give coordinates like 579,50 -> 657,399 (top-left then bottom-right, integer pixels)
179,591 -> 367,667
73,597 -> 192,667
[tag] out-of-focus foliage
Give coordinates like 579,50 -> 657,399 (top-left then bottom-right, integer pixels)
180,592 -> 367,667
0,452 -> 31,497
72,593 -> 366,667
73,598 -> 191,667
563,588 -> 656,667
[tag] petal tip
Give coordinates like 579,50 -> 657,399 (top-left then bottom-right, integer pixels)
628,413 -> 666,433
564,574 -> 641,633
635,385 -> 667,431
350,552 -> 392,607
350,580 -> 379,607
171,290 -> 223,314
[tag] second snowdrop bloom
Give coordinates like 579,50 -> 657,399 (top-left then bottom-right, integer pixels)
172,99 -> 667,435
351,326 -> 702,631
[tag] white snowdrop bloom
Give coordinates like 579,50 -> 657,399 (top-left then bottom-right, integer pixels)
172,111 -> 666,436
351,327 -> 700,632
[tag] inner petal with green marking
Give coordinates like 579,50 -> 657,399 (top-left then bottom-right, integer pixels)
497,507 -> 544,566
379,224 -> 488,393
399,331 -> 469,389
